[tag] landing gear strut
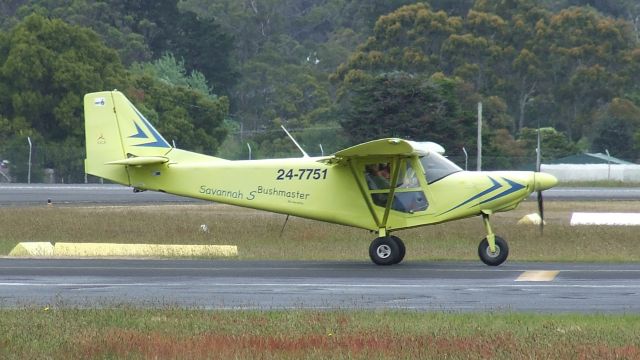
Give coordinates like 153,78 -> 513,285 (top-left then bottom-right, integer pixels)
478,213 -> 509,266
369,235 -> 405,265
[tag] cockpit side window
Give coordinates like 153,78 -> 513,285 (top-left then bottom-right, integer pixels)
420,152 -> 462,183
363,160 -> 428,213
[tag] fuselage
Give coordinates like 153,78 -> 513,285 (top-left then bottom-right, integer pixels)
123,148 -> 552,232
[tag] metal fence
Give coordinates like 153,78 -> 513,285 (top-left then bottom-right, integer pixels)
0,141 -> 88,184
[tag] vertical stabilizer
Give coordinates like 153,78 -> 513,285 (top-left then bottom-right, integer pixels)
84,91 -> 172,185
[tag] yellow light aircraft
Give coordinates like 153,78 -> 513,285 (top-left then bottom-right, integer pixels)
84,90 -> 557,266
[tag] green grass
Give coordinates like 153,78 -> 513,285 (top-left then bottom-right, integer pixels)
1,201 -> 640,262
0,308 -> 638,359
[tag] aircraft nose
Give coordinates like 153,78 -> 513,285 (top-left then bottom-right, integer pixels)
533,172 -> 558,191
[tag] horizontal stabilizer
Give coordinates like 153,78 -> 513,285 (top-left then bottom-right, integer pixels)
105,156 -> 169,166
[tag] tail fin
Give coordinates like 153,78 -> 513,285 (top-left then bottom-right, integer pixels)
84,90 -> 172,185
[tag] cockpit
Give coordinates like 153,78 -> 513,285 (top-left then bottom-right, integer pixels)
362,151 -> 463,214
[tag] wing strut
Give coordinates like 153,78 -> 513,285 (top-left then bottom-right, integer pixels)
347,159 -> 381,227
347,157 -> 404,232
380,158 -> 402,229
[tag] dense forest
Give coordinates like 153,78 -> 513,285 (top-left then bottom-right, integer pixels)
1,0 -> 640,182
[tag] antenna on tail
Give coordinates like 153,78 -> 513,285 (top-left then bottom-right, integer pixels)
281,125 -> 309,158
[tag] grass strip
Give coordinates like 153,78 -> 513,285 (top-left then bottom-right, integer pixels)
0,308 -> 638,359
1,201 -> 640,262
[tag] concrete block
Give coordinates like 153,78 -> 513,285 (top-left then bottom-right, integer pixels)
52,243 -> 238,258
8,242 -> 55,257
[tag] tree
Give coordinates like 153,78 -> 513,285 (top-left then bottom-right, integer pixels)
0,14 -> 125,141
8,0 -> 236,93
517,127 -> 579,161
130,53 -> 214,98
339,71 -> 476,149
160,9 -> 236,93
471,0 -> 553,132
11,0 -> 152,64
0,1 -> 27,29
0,13 -> 230,181
539,7 -> 638,139
179,0 -> 351,136
334,2 -> 640,155
334,3 -> 463,81
125,75 -> 229,155
0,14 -> 126,181
591,98 -> 640,160
228,34 -> 333,138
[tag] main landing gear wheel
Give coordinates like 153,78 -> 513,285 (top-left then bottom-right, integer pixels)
478,236 -> 509,266
369,236 -> 405,265
390,235 -> 406,264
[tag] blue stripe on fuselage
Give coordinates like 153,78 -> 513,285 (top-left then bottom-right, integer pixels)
478,177 -> 525,205
439,176 -> 525,216
439,176 -> 501,215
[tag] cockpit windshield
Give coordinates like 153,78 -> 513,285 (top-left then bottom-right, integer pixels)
420,152 -> 463,183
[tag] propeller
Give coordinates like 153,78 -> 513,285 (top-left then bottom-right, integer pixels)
535,124 -> 544,235
530,122 -> 558,233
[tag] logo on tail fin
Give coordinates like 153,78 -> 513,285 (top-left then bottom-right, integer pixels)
127,105 -> 170,148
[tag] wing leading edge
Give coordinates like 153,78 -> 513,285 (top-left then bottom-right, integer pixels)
333,138 -> 444,159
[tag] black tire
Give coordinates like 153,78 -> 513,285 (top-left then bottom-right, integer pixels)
478,236 -> 509,266
389,235 -> 406,264
369,236 -> 401,265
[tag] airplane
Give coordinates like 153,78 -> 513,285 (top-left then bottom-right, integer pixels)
84,90 -> 558,266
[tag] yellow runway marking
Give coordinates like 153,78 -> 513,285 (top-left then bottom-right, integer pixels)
515,270 -> 559,282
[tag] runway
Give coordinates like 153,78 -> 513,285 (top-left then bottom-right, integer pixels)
0,184 -> 202,205
1,259 -> 639,312
1,184 -> 640,205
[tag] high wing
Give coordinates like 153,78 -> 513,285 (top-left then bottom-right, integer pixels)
332,138 -> 444,159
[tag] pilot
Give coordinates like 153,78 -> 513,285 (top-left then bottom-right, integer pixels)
366,163 -> 391,190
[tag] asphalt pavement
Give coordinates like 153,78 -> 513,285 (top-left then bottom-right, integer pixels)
1,259 -> 639,312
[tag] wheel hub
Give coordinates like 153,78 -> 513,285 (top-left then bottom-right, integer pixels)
376,245 -> 391,259
485,246 -> 500,258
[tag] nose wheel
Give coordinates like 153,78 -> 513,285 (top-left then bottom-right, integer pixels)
478,236 -> 509,266
369,235 -> 405,265
478,213 -> 509,266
